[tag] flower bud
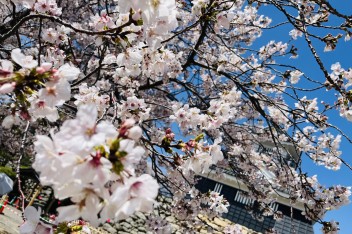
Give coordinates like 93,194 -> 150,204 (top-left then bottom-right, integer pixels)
0,82 -> 15,94
41,62 -> 52,71
36,67 -> 46,74
123,118 -> 136,128
132,10 -> 142,21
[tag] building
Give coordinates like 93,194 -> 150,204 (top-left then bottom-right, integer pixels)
196,140 -> 314,234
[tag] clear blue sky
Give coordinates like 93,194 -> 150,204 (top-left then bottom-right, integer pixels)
256,2 -> 352,233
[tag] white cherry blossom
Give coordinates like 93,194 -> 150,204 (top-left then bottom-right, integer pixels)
11,49 -> 38,69
54,104 -> 117,154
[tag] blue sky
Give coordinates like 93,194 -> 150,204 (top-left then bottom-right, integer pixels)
255,2 -> 352,233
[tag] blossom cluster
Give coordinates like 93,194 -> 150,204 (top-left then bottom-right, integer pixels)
0,0 -> 351,233
0,49 -> 80,127
33,0 -> 62,16
4,0 -> 62,15
117,0 -> 178,48
170,86 -> 242,131
33,104 -> 158,226
207,191 -> 230,214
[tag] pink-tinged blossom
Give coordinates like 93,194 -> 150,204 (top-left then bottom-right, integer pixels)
216,13 -> 232,30
28,98 -> 59,122
42,47 -> 66,68
191,0 -> 209,16
73,151 -> 113,187
96,79 -> 111,91
38,79 -> 71,107
322,220 -> 339,234
34,0 -> 62,16
90,10 -> 116,31
55,25 -> 70,43
42,28 -> 57,43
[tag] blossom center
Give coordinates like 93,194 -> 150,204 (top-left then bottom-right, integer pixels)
90,151 -> 102,167
152,0 -> 160,8
85,125 -> 97,137
130,181 -> 142,197
37,101 -> 46,108
46,86 -> 56,96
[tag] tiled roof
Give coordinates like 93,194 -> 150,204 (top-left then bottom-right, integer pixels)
99,196 -> 261,234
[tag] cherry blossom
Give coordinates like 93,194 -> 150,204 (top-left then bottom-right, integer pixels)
11,49 -> 38,69
20,206 -> 52,234
0,0 -> 351,233
54,104 -> 117,154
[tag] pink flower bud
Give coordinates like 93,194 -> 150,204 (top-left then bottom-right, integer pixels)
41,62 -> 52,71
119,119 -> 136,138
187,140 -> 196,148
132,11 -> 142,21
166,133 -> 175,140
36,67 -> 46,74
123,119 -> 136,128
51,70 -> 60,81
0,82 -> 15,94
79,220 -> 86,225
20,110 -> 31,120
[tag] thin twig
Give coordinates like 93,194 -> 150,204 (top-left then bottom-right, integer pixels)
16,121 -> 30,219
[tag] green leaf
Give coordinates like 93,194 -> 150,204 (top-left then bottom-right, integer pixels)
194,133 -> 204,142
